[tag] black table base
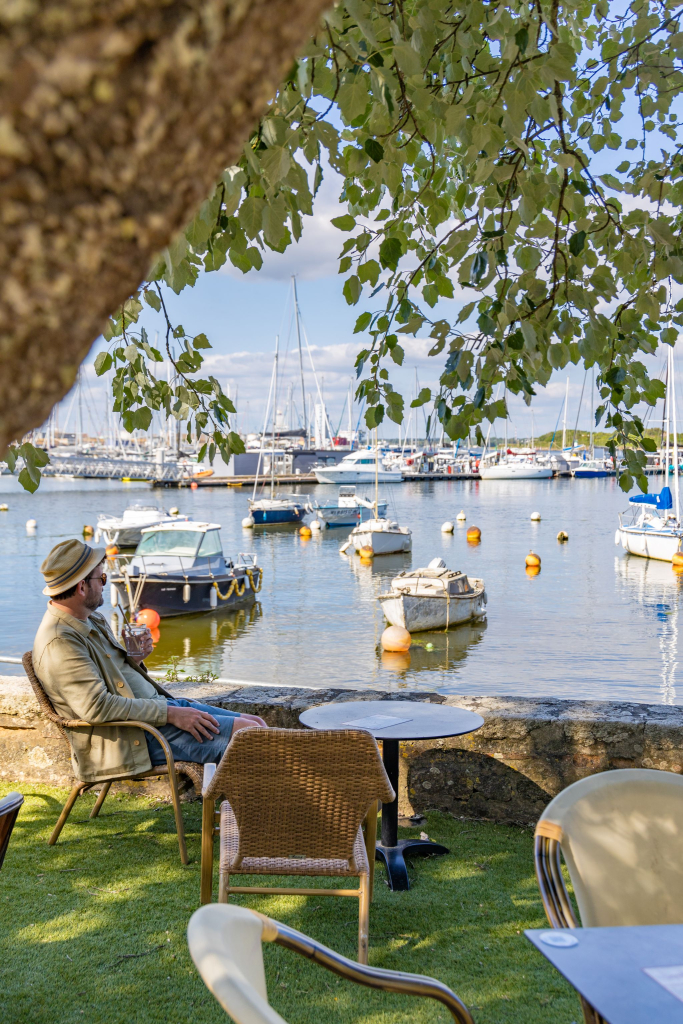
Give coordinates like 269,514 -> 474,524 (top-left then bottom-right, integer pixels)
377,738 -> 449,891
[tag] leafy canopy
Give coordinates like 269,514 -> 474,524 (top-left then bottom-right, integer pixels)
14,0 -> 683,493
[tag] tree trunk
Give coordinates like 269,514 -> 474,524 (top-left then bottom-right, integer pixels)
0,0 -> 329,454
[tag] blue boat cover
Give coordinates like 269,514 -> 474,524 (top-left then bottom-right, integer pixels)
629,486 -> 673,510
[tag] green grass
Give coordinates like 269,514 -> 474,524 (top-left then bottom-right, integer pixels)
0,783 -> 582,1024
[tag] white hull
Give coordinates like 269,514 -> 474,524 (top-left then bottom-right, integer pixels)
314,468 -> 403,484
616,527 -> 682,562
351,525 -> 412,554
479,464 -> 552,479
379,580 -> 487,631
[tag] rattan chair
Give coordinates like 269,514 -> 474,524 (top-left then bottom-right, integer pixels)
200,727 -> 395,964
534,768 -> 683,1024
23,651 -> 201,865
0,792 -> 24,872
188,903 -> 475,1024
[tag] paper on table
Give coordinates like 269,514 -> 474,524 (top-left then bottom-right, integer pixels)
343,714 -> 412,730
643,965 -> 683,1003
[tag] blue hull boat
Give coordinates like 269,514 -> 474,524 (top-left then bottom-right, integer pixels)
248,496 -> 306,525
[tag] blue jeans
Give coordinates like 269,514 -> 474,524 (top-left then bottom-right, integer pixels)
146,698 -> 241,766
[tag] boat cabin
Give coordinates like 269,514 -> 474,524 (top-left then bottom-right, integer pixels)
130,521 -> 227,575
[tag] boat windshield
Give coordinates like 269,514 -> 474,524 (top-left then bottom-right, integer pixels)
137,530 -> 200,556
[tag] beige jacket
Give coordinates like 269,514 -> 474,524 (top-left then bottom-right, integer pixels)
33,603 -> 174,783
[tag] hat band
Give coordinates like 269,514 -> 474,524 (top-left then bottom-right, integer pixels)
48,545 -> 93,587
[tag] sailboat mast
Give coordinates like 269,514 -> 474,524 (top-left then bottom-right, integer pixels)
252,344 -> 277,502
590,367 -> 594,456
562,376 -> 569,451
670,346 -> 680,521
271,335 -> 279,499
292,276 -> 307,447
374,428 -> 379,519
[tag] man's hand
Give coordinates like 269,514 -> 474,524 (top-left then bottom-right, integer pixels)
127,626 -> 154,663
166,704 -> 220,742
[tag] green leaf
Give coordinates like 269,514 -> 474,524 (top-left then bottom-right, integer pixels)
569,231 -> 587,256
193,333 -> 211,350
144,289 -> 161,311
379,237 -> 402,271
354,311 -> 372,334
18,467 -> 39,493
411,388 -> 431,407
364,139 -> 384,163
331,215 -> 357,231
365,403 -> 385,428
343,275 -> 362,305
94,351 -> 113,376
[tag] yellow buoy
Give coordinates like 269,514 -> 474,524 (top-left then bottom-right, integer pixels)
466,526 -> 481,544
83,524 -> 94,537
526,565 -> 541,578
300,525 -> 312,538
381,625 -> 411,652
557,531 -> 569,543
525,551 -> 541,568
359,545 -> 374,559
673,552 -> 683,569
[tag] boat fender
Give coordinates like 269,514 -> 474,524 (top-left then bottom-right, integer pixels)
110,585 -> 118,608
310,520 -> 322,531
525,551 -> 541,568
183,584 -> 191,603
447,465 -> 452,474
242,516 -> 255,528
210,587 -> 218,608
441,521 -> 454,533
614,530 -> 621,545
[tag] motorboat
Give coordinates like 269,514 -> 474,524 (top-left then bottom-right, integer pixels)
109,521 -> 262,618
313,448 -> 403,483
573,457 -> 615,479
248,495 -> 306,525
378,558 -> 487,631
306,486 -> 387,527
95,504 -> 189,547
616,486 -> 683,562
479,450 -> 553,480
343,517 -> 412,555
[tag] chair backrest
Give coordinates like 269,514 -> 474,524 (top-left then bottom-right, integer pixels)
207,728 -> 394,864
188,904 -> 285,1024
22,652 -> 64,725
0,792 -> 24,872
538,768 -> 683,926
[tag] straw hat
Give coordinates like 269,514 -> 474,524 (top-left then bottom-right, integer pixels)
41,540 -> 106,597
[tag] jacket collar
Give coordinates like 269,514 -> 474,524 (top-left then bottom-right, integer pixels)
47,601 -> 94,637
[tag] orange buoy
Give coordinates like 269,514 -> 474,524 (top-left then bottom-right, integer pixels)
105,544 -> 119,557
525,551 -> 541,568
526,565 -> 541,578
300,525 -> 312,538
190,481 -> 198,490
381,625 -> 412,652
380,650 -> 412,672
359,545 -> 374,559
466,526 -> 481,544
135,608 -> 161,629
673,553 -> 683,569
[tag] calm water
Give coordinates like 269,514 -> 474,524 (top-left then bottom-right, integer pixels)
1,474 -> 681,704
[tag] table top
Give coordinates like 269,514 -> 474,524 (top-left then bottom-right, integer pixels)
526,924 -> 683,1024
299,699 -> 484,741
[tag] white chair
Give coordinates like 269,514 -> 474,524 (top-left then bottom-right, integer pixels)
187,904 -> 475,1024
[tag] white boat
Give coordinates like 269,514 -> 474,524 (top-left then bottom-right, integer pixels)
479,451 -> 553,480
313,448 -> 403,484
378,558 -> 487,631
306,486 -> 387,527
95,505 -> 188,546
346,517 -> 412,555
616,347 -> 682,562
573,457 -> 615,479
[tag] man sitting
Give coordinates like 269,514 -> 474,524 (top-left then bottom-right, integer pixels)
33,539 -> 266,785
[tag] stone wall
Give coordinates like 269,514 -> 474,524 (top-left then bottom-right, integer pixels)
3,674 -> 683,823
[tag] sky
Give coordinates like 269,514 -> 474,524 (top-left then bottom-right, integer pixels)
51,92 -> 680,446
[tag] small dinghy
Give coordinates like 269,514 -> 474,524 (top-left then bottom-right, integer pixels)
378,558 -> 486,631
306,486 -> 388,528
346,517 -> 412,555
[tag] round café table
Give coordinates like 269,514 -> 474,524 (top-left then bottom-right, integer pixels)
299,699 -> 484,891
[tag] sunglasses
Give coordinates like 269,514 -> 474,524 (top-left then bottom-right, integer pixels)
86,573 -> 107,585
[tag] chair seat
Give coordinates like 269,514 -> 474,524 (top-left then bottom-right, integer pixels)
219,800 -> 369,877
75,761 -> 203,791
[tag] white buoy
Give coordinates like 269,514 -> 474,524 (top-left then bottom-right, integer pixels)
531,511 -> 542,521
456,510 -> 466,521
310,519 -> 322,531
0,504 -> 8,511
241,516 -> 255,528
169,507 -> 180,516
441,521 -> 454,533
26,518 -> 37,532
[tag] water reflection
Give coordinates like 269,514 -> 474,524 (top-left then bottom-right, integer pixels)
111,603 -> 263,678
614,556 -> 680,703
378,620 -> 488,683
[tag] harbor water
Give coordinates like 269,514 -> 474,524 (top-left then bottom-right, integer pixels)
0,474 -> 681,704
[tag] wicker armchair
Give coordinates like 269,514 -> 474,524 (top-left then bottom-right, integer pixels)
0,792 -> 24,872
534,768 -> 683,1024
23,651 -> 201,865
200,727 -> 395,964
189,903 -> 475,1024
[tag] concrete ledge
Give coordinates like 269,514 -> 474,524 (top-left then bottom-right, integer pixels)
3,675 -> 683,822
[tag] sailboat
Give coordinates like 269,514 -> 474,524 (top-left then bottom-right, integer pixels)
248,335 -> 307,526
616,347 -> 683,561
341,432 -> 412,555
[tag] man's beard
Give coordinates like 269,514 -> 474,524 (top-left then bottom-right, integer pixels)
84,591 -> 104,612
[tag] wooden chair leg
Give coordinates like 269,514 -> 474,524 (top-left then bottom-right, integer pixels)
49,784 -> 85,845
363,802 -> 378,902
89,781 -> 112,819
358,873 -> 370,965
200,797 -> 216,904
167,766 -> 189,866
218,872 -> 229,903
